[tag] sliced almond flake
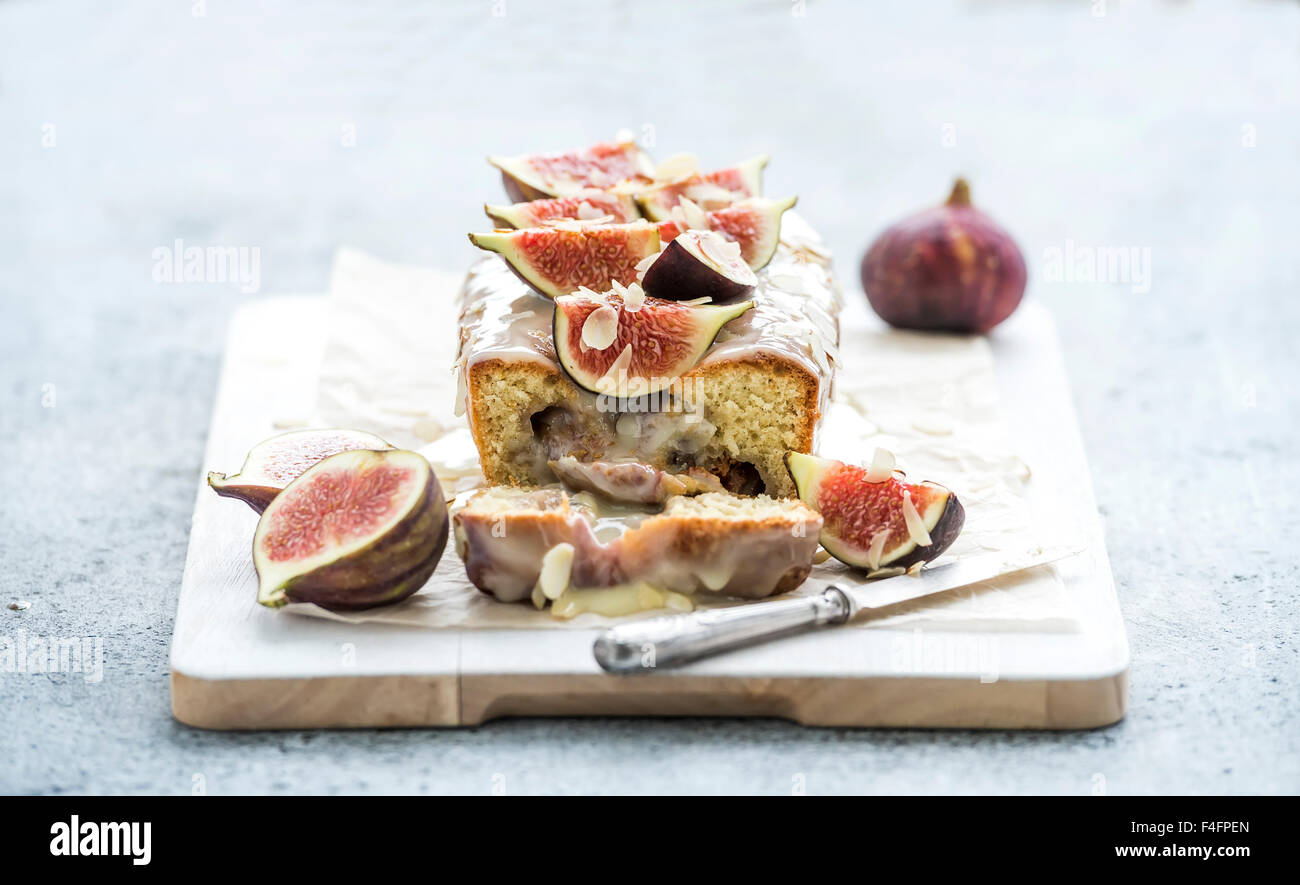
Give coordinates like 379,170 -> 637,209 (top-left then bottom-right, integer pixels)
770,321 -> 806,337
699,231 -> 736,268
609,279 -> 628,298
678,196 -> 709,230
678,296 -> 713,306
782,238 -> 833,266
866,528 -> 892,571
901,489 -> 934,548
623,282 -> 645,312
530,583 -> 546,610
654,152 -> 699,183
863,447 -> 896,483
454,362 -> 469,417
633,251 -> 661,276
807,330 -> 832,375
685,181 -> 734,208
768,273 -> 808,294
575,285 -> 604,303
538,543 -> 575,600
669,205 -> 688,226
581,305 -> 620,351
911,413 -> 954,436
596,344 -> 634,394
664,590 -> 694,612
907,561 -> 926,576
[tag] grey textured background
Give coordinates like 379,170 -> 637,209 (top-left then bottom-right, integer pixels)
1,0 -> 1297,794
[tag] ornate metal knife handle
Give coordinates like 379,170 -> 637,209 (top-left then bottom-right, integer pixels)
592,586 -> 853,674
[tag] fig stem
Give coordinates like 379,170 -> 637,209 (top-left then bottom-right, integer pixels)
946,177 -> 972,207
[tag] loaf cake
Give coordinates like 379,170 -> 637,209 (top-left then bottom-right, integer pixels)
453,485 -> 823,609
455,213 -> 840,498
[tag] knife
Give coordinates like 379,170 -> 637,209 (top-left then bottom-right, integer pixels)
592,545 -> 1080,673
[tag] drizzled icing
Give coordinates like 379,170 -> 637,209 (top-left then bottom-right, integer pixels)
455,211 -> 841,418
452,487 -> 823,605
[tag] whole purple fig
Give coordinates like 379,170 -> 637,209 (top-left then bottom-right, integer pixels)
860,178 -> 1026,333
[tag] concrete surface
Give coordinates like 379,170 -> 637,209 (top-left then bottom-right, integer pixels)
0,0 -> 1296,794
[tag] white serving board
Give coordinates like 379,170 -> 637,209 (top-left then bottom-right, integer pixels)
170,297 -> 1127,729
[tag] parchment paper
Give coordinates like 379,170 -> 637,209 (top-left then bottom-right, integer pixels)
295,247 -> 1078,632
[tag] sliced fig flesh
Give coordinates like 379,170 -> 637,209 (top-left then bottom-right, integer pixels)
707,196 -> 796,271
253,449 -> 448,610
657,196 -> 796,271
641,229 -> 757,303
488,139 -> 653,202
784,451 -> 964,572
633,156 -> 768,221
468,222 -> 660,300
553,291 -> 752,396
484,191 -> 641,228
548,456 -> 726,506
207,428 -> 392,514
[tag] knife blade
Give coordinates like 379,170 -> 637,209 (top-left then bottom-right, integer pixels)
836,543 -> 1082,614
592,544 -> 1081,674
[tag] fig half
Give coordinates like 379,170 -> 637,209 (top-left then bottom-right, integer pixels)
641,229 -> 757,303
484,190 -> 641,228
658,196 -> 796,271
207,428 -> 393,513
785,451 -> 964,572
468,222 -> 660,300
632,156 -> 768,220
553,291 -> 752,396
488,139 -> 653,202
253,449 -> 448,610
